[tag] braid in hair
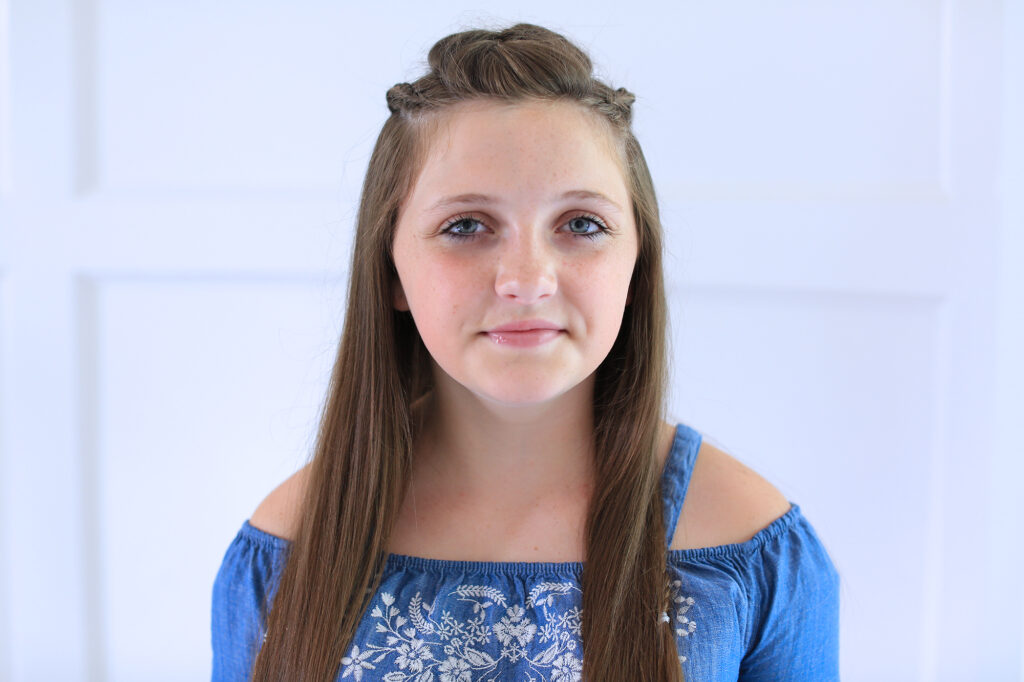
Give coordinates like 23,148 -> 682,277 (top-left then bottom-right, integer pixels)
385,82 -> 428,115
586,83 -> 636,127
383,23 -> 637,135
386,78 -> 634,123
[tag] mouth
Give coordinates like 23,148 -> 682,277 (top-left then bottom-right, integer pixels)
485,319 -> 564,334
483,329 -> 563,348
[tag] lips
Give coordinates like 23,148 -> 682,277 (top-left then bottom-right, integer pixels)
484,328 -> 562,347
486,319 -> 564,333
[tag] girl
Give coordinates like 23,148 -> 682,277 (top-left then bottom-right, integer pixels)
212,23 -> 840,682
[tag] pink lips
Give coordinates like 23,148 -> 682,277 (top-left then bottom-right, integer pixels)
484,319 -> 564,348
487,319 -> 562,333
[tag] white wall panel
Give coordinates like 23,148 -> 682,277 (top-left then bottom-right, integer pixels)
0,29 -> 8,682
0,0 -> 11,198
2,1 -> 1019,680
96,2 -> 355,193
0,272 -> 11,682
668,290 -> 943,681
2,270 -> 88,681
93,277 -> 340,680
626,2 -> 947,196
990,1 -> 1024,677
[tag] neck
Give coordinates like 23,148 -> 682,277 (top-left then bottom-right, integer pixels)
411,377 -> 597,509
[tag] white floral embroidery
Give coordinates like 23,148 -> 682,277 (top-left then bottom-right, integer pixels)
666,578 -> 698,664
340,578 -> 698,679
343,582 -> 583,681
340,643 -> 377,680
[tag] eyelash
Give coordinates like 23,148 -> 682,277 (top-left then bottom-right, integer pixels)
439,213 -> 611,242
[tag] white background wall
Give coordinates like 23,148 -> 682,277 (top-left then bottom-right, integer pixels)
1,1 -> 1021,680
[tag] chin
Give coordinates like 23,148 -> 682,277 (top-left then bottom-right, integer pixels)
472,381 -> 580,407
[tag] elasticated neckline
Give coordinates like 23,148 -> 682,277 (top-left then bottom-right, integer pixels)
239,422 -> 803,574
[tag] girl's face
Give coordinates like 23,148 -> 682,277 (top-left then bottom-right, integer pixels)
391,99 -> 638,406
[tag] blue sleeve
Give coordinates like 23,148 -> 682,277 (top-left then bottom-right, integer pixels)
210,524 -> 287,682
739,508 -> 841,681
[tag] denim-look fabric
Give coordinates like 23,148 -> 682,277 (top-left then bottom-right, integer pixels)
212,423 -> 840,681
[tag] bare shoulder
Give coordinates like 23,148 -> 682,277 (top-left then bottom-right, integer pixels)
249,463 -> 310,542
669,437 -> 792,551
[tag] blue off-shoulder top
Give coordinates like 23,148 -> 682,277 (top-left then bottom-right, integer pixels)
211,423 -> 840,681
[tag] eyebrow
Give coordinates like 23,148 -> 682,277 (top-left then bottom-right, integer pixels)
426,189 -> 624,214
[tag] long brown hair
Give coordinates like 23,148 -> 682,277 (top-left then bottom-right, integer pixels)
251,22 -> 680,681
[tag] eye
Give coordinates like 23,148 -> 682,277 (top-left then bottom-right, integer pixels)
439,213 -> 611,242
564,214 -> 609,240
440,214 -> 486,240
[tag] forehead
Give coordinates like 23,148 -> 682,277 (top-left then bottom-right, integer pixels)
406,99 -> 629,206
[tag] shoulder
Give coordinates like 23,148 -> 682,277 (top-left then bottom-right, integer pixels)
249,432 -> 792,550
249,464 -> 310,542
667,433 -> 792,551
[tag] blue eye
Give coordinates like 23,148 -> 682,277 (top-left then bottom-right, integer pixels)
441,215 -> 487,240
564,215 -> 607,239
440,213 -> 610,241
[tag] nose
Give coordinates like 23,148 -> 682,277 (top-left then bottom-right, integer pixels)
493,229 -> 558,303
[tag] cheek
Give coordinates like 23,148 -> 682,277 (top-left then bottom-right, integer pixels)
577,250 -> 635,294
403,256 -> 485,321
591,254 -> 637,323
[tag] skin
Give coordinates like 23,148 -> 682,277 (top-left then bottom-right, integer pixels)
390,98 -> 640,520
250,103 -> 794,560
